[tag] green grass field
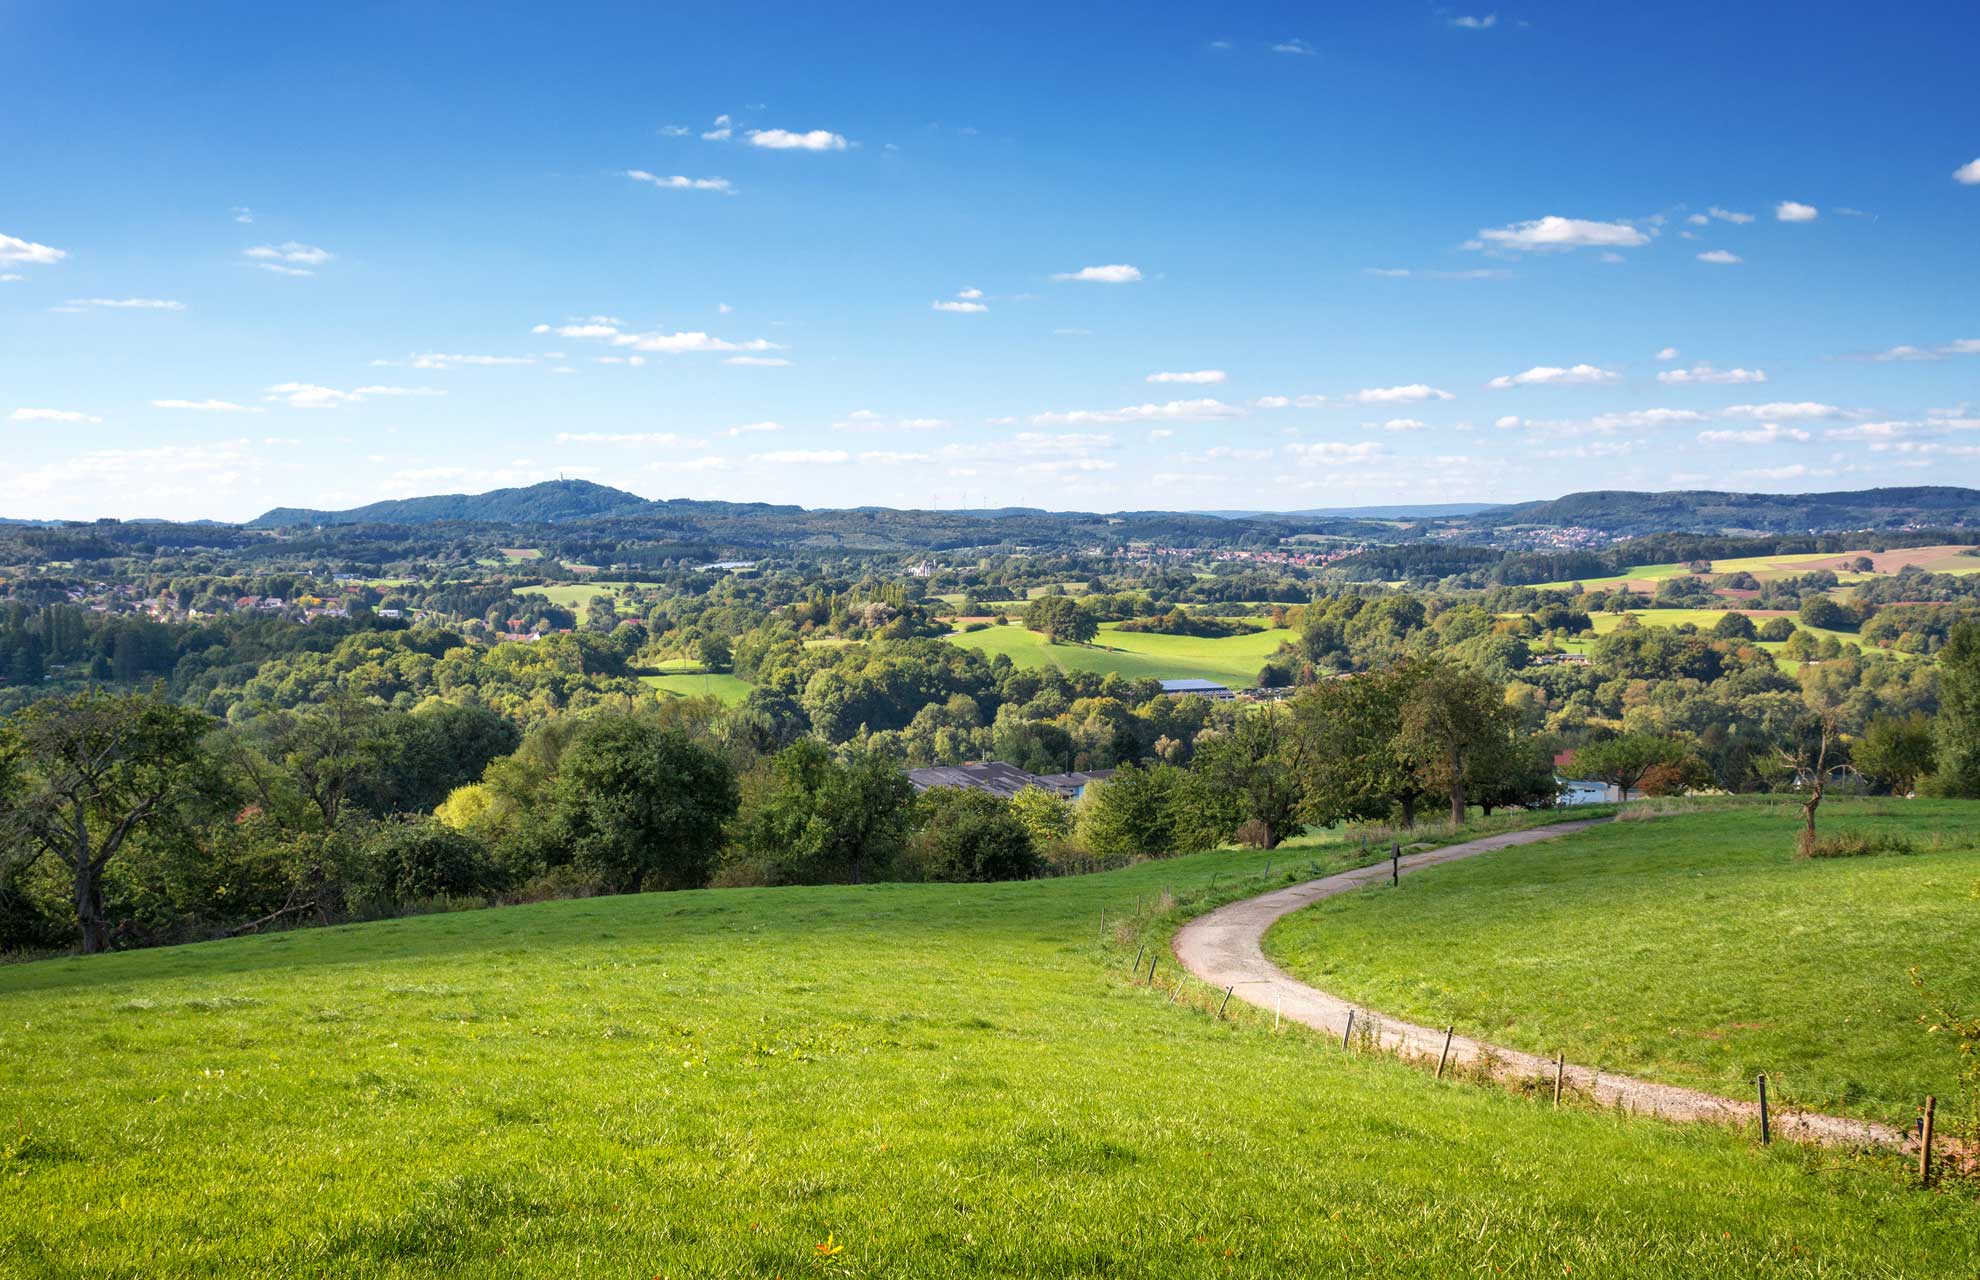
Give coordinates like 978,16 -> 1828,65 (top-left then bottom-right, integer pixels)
1530,546 -> 1980,593
638,670 -> 753,704
514,581 -> 639,623
945,621 -> 1294,689
3,808 -> 1975,1275
1265,801 -> 1980,1129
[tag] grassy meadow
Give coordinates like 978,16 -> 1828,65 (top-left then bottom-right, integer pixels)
1544,607 -> 1886,658
638,670 -> 753,704
1266,800 -> 1980,1128
1529,545 -> 1980,593
944,620 -> 1294,689
3,807 -> 1978,1276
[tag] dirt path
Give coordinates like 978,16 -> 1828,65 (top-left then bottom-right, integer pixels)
1173,820 -> 1907,1149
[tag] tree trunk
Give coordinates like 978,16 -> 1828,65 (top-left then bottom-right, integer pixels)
75,860 -> 109,954
1798,781 -> 1823,857
1449,785 -> 1466,828
1399,795 -> 1416,828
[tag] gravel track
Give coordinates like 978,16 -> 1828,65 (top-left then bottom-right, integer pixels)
1172,819 -> 1908,1150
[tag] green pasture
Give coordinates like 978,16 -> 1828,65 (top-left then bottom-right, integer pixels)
1541,608 -> 1899,659
1266,800 -> 1980,1128
945,620 -> 1294,688
638,671 -> 753,705
514,581 -> 639,623
2,807 -> 1974,1275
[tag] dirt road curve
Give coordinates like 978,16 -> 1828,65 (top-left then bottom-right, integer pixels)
1172,820 -> 1907,1149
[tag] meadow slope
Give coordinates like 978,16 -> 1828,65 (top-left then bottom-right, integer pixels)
2,812 -> 1975,1277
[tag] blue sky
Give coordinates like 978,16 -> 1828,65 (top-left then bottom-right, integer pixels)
3,1 -> 1979,520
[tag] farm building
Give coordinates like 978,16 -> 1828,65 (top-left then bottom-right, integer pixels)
1158,678 -> 1235,700
906,762 -> 1115,800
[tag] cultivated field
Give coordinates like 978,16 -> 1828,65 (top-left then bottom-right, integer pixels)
1265,801 -> 1979,1127
944,621 -> 1294,689
2,809 -> 1974,1275
1531,545 -> 1980,593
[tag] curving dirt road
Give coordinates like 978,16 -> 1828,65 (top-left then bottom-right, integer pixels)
1173,819 -> 1907,1149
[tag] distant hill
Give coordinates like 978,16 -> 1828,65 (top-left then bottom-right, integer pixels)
1467,486 -> 1980,537
251,479 -> 656,527
1198,503 -> 1504,520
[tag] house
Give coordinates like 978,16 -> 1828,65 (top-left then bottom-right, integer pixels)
1033,769 -> 1116,799
1159,678 -> 1235,700
1559,778 -> 1622,805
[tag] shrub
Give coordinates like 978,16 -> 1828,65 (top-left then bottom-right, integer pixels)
362,817 -> 501,902
1800,829 -> 1916,859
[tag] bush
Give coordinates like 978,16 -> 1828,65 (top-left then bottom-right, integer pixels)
908,787 -> 1042,882
361,817 -> 501,902
1800,829 -> 1915,860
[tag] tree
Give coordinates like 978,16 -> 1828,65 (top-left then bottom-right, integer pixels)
1023,595 -> 1097,645
1287,667 -> 1432,828
361,817 -> 499,901
551,717 -> 739,893
1007,784 -> 1073,848
1075,763 -> 1183,857
0,690 -> 220,952
1569,734 -> 1697,796
1397,660 -> 1518,825
697,634 -> 733,672
1936,621 -> 1980,797
1854,713 -> 1935,795
729,739 -> 915,884
911,787 -> 1041,882
1798,596 -> 1849,631
1187,711 -> 1302,848
1713,611 -> 1757,641
1757,617 -> 1797,642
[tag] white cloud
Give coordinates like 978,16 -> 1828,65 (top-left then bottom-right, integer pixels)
1775,201 -> 1819,222
1052,264 -> 1142,283
0,274 -> 20,283
859,450 -> 936,465
1351,384 -> 1454,404
1451,14 -> 1498,28
624,170 -> 735,194
263,382 -> 442,409
1657,363 -> 1767,385
1699,206 -> 1754,224
1720,401 -> 1844,419
1825,421 -> 1913,441
554,432 -> 699,446
231,207 -> 254,224
1494,415 -> 1523,429
1655,347 -> 1680,361
659,125 -> 691,138
0,233 -> 66,265
58,297 -> 185,311
1587,408 -> 1706,430
150,399 -> 263,413
701,115 -> 733,141
1863,339 -> 1980,362
246,243 -> 332,275
957,288 -> 983,300
532,318 -> 782,356
1469,216 -> 1650,253
1381,418 -> 1428,432
721,421 -> 783,437
725,355 -> 790,366
375,352 -> 536,370
1696,249 -> 1742,264
1146,370 -> 1227,384
1286,441 -> 1386,464
832,411 -> 950,432
1272,37 -> 1315,55
1955,158 -> 1980,186
755,449 -> 850,464
1698,424 -> 1811,445
747,128 -> 849,151
1029,398 -> 1244,427
9,407 -> 101,423
1486,363 -> 1619,388
933,299 -> 988,312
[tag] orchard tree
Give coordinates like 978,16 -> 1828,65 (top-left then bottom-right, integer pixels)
1570,734 -> 1700,797
1023,595 -> 1097,645
0,690 -> 223,953
1288,666 -> 1433,827
1396,660 -> 1518,826
1935,621 -> 1980,797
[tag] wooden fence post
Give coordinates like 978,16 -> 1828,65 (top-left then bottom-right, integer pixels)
1132,944 -> 1144,975
1218,986 -> 1234,1019
1391,840 -> 1400,887
1920,1095 -> 1936,1186
1553,1051 -> 1565,1107
1756,1073 -> 1770,1144
1341,1009 -> 1355,1051
1436,1026 -> 1454,1080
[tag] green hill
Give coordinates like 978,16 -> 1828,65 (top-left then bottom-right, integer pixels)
2,809 -> 1974,1275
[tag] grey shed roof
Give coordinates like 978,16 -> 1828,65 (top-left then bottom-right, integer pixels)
905,761 -> 1041,799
